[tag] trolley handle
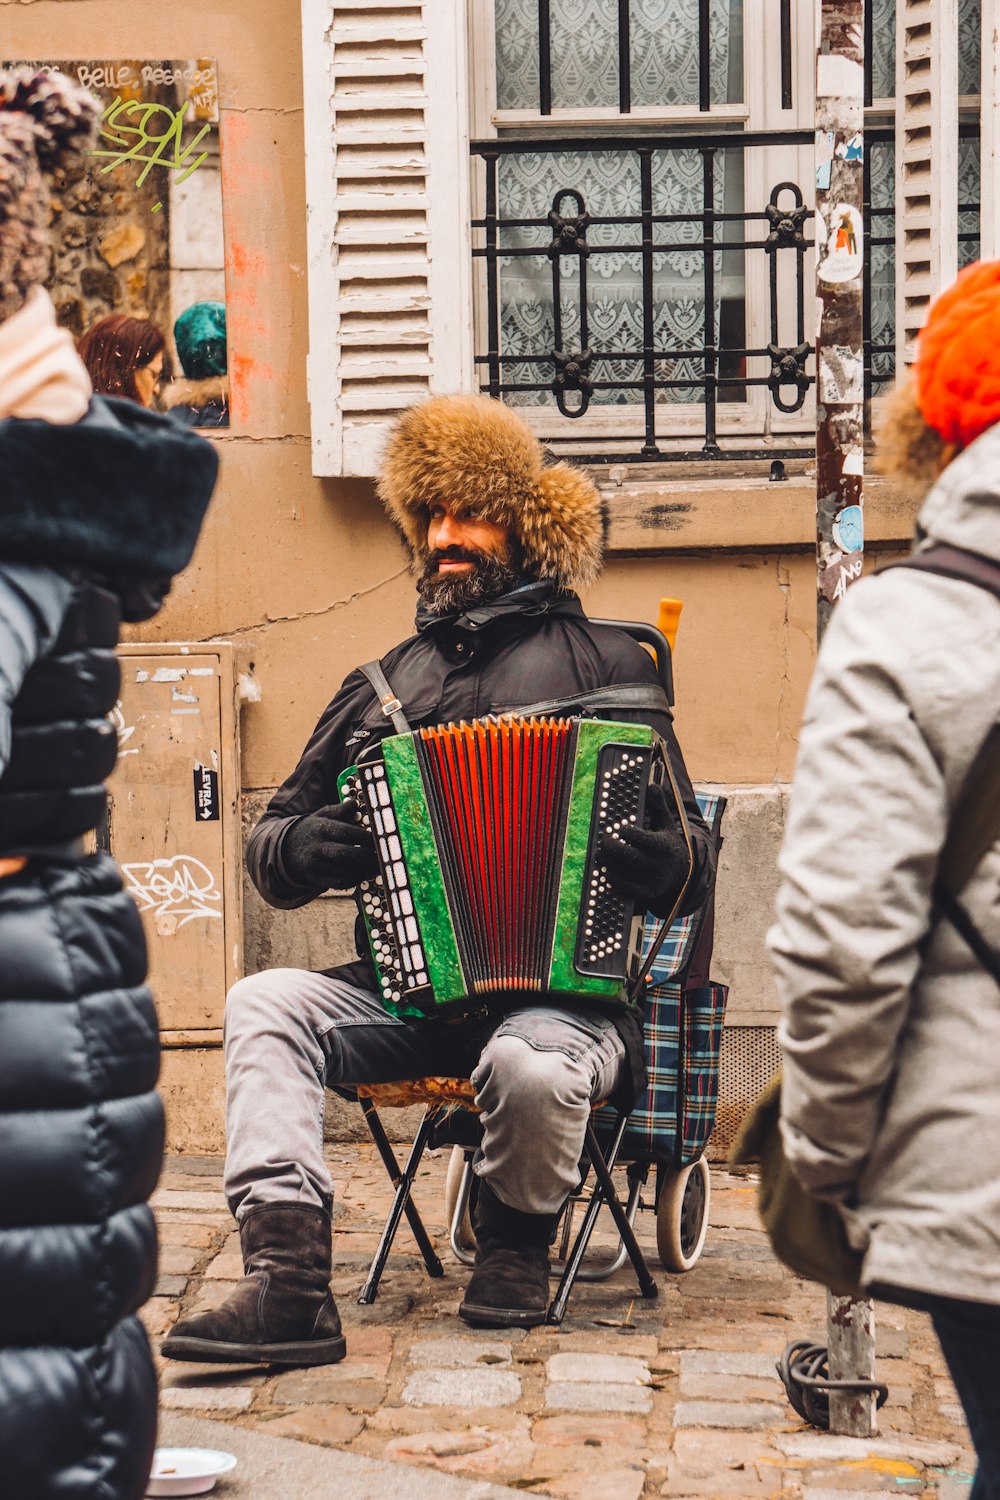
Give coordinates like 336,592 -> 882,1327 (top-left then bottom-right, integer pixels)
589,618 -> 674,707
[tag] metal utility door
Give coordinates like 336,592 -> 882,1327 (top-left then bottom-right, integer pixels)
108,643 -> 242,1038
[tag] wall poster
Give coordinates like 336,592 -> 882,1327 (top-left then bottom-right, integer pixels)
3,57 -> 230,428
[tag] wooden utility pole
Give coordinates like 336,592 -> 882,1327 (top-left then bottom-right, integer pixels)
815,0 -> 877,1438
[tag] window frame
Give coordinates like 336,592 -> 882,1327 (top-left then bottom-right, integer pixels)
468,0 -> 819,455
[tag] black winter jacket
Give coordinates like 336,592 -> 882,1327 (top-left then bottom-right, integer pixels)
246,581 -> 716,1101
0,397 -> 216,1499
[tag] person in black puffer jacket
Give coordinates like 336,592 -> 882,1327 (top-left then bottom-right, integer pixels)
0,70 -> 218,1499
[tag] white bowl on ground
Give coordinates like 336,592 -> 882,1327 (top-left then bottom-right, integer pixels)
146,1448 -> 237,1497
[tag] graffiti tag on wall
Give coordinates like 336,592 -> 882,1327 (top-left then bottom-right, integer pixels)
93,97 -> 212,193
123,853 -> 222,936
0,55 -> 228,407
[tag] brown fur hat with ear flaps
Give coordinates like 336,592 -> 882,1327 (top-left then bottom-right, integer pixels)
376,394 -> 604,591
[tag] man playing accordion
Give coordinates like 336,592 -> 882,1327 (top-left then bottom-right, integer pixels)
164,395 -> 716,1365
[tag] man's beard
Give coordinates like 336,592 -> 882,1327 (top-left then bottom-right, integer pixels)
417,545 -> 523,616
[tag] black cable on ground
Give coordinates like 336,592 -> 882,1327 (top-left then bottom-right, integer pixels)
777,1339 -> 889,1430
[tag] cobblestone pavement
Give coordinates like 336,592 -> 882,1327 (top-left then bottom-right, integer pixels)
149,1149 -> 976,1499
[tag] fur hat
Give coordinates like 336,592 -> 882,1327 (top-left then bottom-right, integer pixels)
0,69 -> 99,324
915,258 -> 1000,450
377,394 -> 604,591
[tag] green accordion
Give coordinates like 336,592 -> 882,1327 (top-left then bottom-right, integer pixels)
338,714 -> 690,1020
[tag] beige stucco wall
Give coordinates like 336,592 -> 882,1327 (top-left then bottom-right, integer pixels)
4,0 -> 919,796
9,1 -> 923,1151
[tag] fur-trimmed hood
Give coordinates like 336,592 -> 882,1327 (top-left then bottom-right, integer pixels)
162,374 -> 229,411
376,394 -> 604,591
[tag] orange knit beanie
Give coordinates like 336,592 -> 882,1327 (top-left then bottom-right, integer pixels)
915,258 -> 1000,450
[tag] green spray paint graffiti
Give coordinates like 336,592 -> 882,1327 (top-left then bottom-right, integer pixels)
92,96 -> 211,207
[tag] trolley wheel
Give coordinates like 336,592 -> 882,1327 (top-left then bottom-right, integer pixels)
444,1145 -> 477,1252
656,1156 -> 710,1272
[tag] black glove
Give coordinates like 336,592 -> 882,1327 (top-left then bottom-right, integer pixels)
599,782 -> 692,918
282,799 -> 379,891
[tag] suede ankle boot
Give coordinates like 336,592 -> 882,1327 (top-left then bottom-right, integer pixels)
459,1181 -> 558,1329
162,1203 -> 346,1366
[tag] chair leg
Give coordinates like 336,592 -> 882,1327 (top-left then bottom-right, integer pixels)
547,1113 -> 658,1325
574,1171 -> 644,1282
584,1119 -> 658,1299
358,1102 -> 445,1304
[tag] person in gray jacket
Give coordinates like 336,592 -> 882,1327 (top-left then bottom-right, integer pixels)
770,259 -> 1000,1498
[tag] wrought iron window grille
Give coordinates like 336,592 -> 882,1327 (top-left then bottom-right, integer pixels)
479,0 -> 982,467
474,128 -> 817,462
472,122 -> 981,464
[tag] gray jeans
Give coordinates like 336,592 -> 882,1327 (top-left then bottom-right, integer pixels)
223,968 -> 626,1222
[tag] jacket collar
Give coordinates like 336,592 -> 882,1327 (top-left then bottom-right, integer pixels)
915,422 -> 1000,565
414,578 -> 582,637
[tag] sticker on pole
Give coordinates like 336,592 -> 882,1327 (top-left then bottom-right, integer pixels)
818,203 -> 863,284
833,504 -> 864,554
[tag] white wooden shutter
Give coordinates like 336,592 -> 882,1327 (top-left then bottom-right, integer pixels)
301,0 -> 474,477
894,0 -> 959,366
981,0 -> 1000,260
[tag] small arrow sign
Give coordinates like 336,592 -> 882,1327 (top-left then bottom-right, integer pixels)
193,764 -> 220,822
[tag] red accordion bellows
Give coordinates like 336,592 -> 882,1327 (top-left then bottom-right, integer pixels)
418,717 -> 573,991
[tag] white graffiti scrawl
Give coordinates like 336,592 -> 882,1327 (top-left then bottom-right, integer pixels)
109,701 -> 138,757
123,854 -> 222,935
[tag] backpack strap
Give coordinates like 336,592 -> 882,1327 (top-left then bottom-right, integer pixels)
888,542 -> 1000,600
358,660 -> 411,735
884,544 -> 1000,980
933,720 -> 1000,985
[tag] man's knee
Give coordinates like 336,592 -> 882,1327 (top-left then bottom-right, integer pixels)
224,969 -> 306,1040
475,1033 -> 589,1118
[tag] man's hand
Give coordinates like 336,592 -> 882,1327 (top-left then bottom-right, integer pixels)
600,782 -> 692,918
282,800 -> 378,891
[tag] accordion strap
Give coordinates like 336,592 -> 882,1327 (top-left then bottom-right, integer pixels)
502,683 -> 672,719
359,659 -> 411,735
358,671 -> 671,735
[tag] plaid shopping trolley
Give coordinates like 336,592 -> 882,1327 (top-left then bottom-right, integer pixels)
440,790 -> 729,1314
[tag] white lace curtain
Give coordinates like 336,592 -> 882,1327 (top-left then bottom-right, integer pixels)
495,0 -> 743,111
493,0 -> 745,407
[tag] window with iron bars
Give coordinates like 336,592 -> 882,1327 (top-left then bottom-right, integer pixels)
468,0 -> 982,463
